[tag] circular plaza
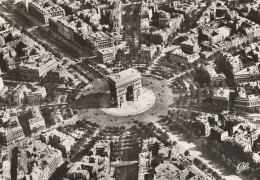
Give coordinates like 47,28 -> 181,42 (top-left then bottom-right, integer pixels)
73,75 -> 175,128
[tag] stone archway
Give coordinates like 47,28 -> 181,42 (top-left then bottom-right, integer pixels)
126,86 -> 134,101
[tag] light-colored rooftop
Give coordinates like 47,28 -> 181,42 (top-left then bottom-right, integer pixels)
98,47 -> 114,54
155,161 -> 179,179
213,88 -> 230,98
56,15 -> 92,36
236,63 -> 260,76
108,68 -> 142,86
0,17 -> 6,26
86,32 -> 113,42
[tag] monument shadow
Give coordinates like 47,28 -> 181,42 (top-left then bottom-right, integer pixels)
72,92 -> 113,110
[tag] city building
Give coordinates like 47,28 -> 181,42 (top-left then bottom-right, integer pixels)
200,51 -> 213,59
0,75 -> 7,95
180,39 -> 201,54
0,108 -> 25,145
1,34 -> 59,81
209,26 -> 231,45
28,106 -> 46,133
65,0 -> 82,13
197,8 -> 211,26
234,63 -> 260,84
27,0 -> 65,25
150,30 -> 169,45
67,162 -> 91,180
227,34 -> 248,47
77,8 -> 101,26
138,137 -> 162,180
13,84 -> 29,106
97,47 -> 115,65
40,129 -> 75,157
51,15 -> 93,42
84,32 -> 114,54
140,5 -> 153,21
68,140 -> 113,180
193,113 -> 219,137
154,10 -> 171,28
211,40 -> 233,52
235,87 -> 260,111
111,161 -> 138,180
139,44 -> 161,64
0,16 -> 5,27
17,140 -> 64,180
142,9 -> 181,46
138,151 -> 152,180
170,47 -> 200,64
155,161 -> 208,180
212,88 -> 230,111
0,149 -> 11,180
140,18 -> 150,33
115,47 -> 132,66
225,53 -> 243,74
207,121 -> 260,171
26,86 -> 47,105
109,31 -> 122,44
110,0 -> 122,33
0,17 -> 14,38
204,65 -> 226,85
12,84 -> 47,105
167,13 -> 184,31
169,0 -> 194,14
0,46 -> 17,72
14,53 -> 59,82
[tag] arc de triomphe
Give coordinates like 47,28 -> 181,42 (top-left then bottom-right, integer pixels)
107,68 -> 142,108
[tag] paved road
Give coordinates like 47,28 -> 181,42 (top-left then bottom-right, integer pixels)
150,45 -> 179,70
147,45 -> 190,81
167,69 -> 192,82
153,121 -> 242,180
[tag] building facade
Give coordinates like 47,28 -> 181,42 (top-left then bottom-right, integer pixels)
0,109 -> 25,145
139,45 -> 161,64
15,55 -> 59,82
85,32 -> 114,54
29,107 -> 46,133
170,48 -> 200,64
97,47 -> 115,65
28,1 -> 65,25
41,130 -> 76,157
17,140 -> 64,180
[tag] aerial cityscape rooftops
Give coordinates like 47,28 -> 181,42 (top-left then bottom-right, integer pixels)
56,15 -> 93,36
1,0 -> 260,179
28,0 -> 65,14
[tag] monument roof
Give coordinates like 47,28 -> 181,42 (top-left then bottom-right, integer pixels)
108,68 -> 142,86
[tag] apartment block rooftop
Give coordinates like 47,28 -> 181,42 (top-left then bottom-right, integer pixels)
29,0 -> 64,14
85,32 -> 113,42
56,15 -> 93,36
